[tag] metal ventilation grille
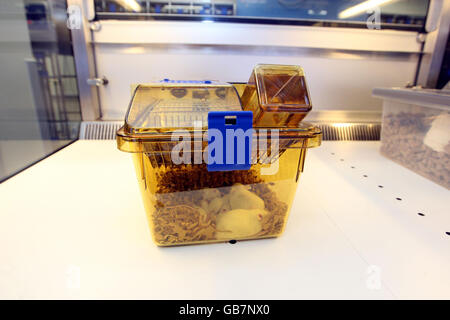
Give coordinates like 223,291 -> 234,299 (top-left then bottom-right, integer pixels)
316,123 -> 381,141
78,121 -> 381,140
79,121 -> 122,140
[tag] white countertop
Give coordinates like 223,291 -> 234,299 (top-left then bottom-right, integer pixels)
0,141 -> 449,299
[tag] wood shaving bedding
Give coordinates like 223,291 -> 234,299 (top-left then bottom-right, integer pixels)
152,163 -> 288,245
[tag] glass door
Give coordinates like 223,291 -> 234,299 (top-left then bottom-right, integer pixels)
0,0 -> 81,181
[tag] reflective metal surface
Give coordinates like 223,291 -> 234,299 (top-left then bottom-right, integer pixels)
93,0 -> 429,31
416,0 -> 450,88
68,0 -> 102,120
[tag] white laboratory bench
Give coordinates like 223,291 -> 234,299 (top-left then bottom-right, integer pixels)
0,141 -> 449,299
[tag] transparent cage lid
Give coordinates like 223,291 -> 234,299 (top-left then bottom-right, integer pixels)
124,83 -> 242,134
117,81 -> 322,153
250,64 -> 312,112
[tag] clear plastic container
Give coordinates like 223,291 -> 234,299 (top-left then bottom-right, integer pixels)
240,64 -> 312,127
373,87 -> 450,189
117,75 -> 321,246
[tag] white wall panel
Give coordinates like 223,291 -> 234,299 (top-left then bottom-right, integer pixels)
91,21 -> 420,121
95,44 -> 418,120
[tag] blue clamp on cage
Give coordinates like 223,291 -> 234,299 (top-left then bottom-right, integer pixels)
207,111 -> 253,172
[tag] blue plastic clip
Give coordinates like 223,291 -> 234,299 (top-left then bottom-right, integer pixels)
207,111 -> 253,172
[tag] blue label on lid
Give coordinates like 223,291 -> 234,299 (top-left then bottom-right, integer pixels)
160,79 -> 213,84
